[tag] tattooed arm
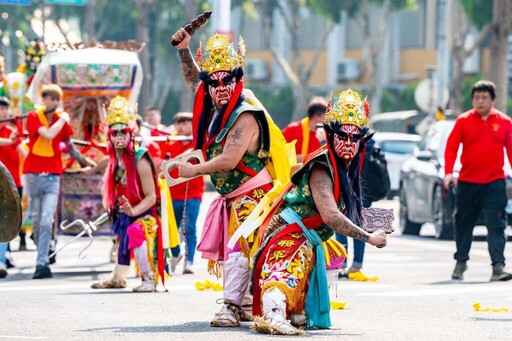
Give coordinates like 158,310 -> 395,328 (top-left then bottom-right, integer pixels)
172,28 -> 201,92
309,165 -> 387,247
178,112 -> 260,177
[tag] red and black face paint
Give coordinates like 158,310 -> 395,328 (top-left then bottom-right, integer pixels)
333,125 -> 365,160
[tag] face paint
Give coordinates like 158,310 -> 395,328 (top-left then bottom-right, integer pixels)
207,71 -> 236,106
333,125 -> 362,160
109,127 -> 131,150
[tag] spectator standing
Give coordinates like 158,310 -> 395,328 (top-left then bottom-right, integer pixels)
23,84 -> 93,279
167,112 -> 204,274
282,96 -> 327,162
444,80 -> 512,281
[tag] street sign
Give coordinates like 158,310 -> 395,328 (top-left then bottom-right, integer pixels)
0,0 -> 32,4
44,0 -> 89,5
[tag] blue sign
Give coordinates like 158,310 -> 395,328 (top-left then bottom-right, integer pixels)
45,0 -> 89,4
0,0 -> 32,4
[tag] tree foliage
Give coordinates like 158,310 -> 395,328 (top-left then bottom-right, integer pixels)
460,0 -> 493,29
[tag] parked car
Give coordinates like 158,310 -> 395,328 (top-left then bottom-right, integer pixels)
371,110 -> 427,134
399,120 -> 512,240
373,132 -> 421,198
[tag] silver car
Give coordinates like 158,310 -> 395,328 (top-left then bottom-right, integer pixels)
373,132 -> 421,198
399,120 -> 512,240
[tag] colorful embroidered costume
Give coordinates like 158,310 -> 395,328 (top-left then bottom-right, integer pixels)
92,96 -> 172,292
250,89 -> 381,335
176,32 -> 290,327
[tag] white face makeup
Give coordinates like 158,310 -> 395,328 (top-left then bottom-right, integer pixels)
109,127 -> 131,150
207,71 -> 236,107
333,125 -> 362,160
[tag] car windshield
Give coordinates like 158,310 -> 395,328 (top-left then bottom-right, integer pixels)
380,140 -> 418,155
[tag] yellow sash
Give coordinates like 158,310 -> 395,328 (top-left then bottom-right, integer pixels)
301,117 -> 310,157
32,107 -> 60,157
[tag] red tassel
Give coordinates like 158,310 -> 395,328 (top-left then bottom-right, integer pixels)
156,215 -> 167,291
192,82 -> 206,151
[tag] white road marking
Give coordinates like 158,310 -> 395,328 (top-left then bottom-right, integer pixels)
359,284 -> 512,297
0,336 -> 46,340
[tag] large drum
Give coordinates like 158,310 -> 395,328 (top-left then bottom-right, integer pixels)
0,161 -> 22,241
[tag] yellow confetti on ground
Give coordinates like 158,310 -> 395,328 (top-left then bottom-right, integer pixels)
330,301 -> 347,310
347,272 -> 378,282
473,303 -> 509,313
195,279 -> 223,291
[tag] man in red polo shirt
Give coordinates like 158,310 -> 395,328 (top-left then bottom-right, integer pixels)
282,96 -> 327,163
444,80 -> 512,282
167,112 -> 204,274
24,84 -> 93,279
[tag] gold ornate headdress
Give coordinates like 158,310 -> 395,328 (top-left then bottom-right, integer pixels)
106,96 -> 136,127
197,33 -> 245,75
324,89 -> 370,129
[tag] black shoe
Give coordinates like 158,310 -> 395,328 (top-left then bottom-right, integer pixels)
0,268 -> 7,278
33,265 -> 53,279
5,252 -> 15,269
451,261 -> 467,280
490,263 -> 512,281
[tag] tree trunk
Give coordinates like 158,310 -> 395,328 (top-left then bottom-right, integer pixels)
488,0 -> 511,112
134,0 -> 152,112
84,0 -> 97,41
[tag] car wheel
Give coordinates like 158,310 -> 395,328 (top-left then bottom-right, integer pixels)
399,186 -> 422,235
432,185 -> 454,240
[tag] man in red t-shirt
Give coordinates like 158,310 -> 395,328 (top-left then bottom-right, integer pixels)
167,112 -> 204,274
444,80 -> 512,282
282,96 -> 327,163
0,97 -> 28,277
24,84 -> 93,279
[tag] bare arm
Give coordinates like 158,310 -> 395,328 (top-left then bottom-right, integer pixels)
310,164 -> 386,247
179,113 -> 259,177
37,117 -> 67,140
16,144 -> 27,159
0,137 -> 15,146
178,48 -> 201,92
172,28 -> 200,92
119,156 -> 157,217
65,139 -> 97,167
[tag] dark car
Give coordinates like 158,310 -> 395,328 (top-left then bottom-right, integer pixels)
399,121 -> 512,240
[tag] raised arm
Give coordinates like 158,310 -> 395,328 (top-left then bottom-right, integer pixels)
178,112 -> 259,177
172,28 -> 201,92
37,111 -> 69,140
309,164 -> 386,247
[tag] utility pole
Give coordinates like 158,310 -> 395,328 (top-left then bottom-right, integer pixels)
435,0 -> 449,110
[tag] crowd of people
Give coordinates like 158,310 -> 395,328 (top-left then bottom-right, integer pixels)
0,25 -> 511,336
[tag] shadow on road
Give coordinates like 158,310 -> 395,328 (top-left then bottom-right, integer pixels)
427,280 -> 490,285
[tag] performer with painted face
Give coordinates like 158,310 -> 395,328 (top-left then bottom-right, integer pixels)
91,96 -> 165,292
249,89 -> 388,335
171,29 -> 290,327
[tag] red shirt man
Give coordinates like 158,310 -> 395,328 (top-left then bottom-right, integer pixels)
444,80 -> 512,282
282,96 -> 327,162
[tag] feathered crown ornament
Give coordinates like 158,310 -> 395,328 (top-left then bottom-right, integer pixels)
197,33 -> 245,75
106,96 -> 136,127
324,89 -> 370,130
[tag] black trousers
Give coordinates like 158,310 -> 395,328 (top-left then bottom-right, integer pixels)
454,179 -> 507,265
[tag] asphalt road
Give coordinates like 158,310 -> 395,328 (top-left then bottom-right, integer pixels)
1,195 -> 512,340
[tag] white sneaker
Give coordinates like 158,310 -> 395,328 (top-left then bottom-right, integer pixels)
170,254 -> 183,273
132,277 -> 156,292
183,260 -> 193,274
